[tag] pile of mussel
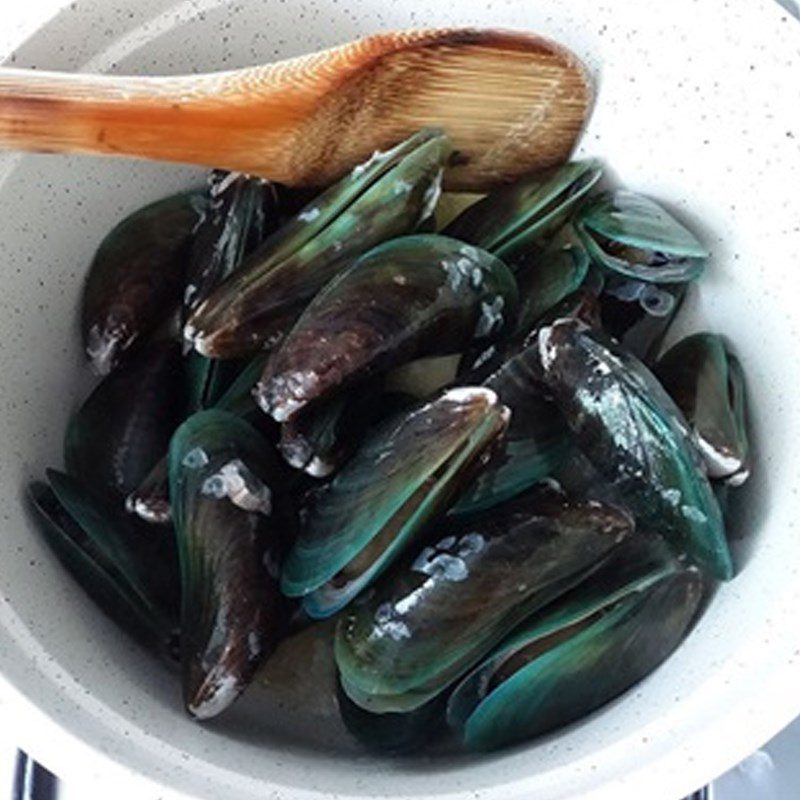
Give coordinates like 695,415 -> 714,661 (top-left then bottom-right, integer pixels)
27,128 -> 751,752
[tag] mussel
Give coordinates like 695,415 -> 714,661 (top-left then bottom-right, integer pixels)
655,333 -> 750,485
184,172 -> 277,411
551,446 -> 629,509
185,129 -> 452,358
526,286 -> 604,339
446,536 -> 703,750
443,160 -> 602,264
183,171 -> 269,317
335,486 -> 633,714
449,286 -> 605,516
27,472 -> 179,661
281,387 -> 510,619
278,354 -> 466,479
256,234 -> 517,422
576,190 -> 708,283
65,340 -> 189,503
168,410 -> 292,719
537,319 -> 733,580
510,232 -> 591,336
82,190 -> 207,374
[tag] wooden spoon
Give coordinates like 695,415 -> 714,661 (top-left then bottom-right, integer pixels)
0,29 -> 592,190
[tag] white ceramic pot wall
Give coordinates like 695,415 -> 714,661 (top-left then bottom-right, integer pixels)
0,1 -> 798,798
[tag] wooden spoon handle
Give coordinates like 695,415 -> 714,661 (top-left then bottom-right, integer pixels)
0,33 -> 427,178
0,30 -> 593,188
0,66 -> 306,178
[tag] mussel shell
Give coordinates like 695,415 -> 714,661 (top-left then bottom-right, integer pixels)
713,482 -> 731,519
46,469 -> 180,616
82,190 -> 207,374
168,409 -> 292,719
451,341 -> 569,516
447,532 -> 679,729
183,172 -> 266,317
443,160 -> 602,263
184,173 -> 277,412
244,179 -> 287,252
537,319 -> 732,580
599,276 -> 687,363
654,333 -> 750,484
27,481 -> 177,660
281,387 -> 510,619
449,420 -> 567,517
525,287 -> 604,340
550,447 -> 628,509
44,470 -> 139,598
576,190 -> 708,283
334,487 -> 633,713
255,234 -> 518,422
448,563 -> 703,750
186,129 -> 452,358
511,233 -> 590,337
65,341 -> 189,502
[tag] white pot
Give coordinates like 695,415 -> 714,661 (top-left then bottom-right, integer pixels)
0,1 -> 798,798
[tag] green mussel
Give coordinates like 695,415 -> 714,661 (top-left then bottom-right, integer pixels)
281,387 -> 510,619
654,333 -> 750,485
443,160 -> 602,264
336,679 -> 446,754
256,234 -> 517,422
183,171 -> 269,317
537,319 -> 733,580
28,472 -> 179,661
510,231 -> 591,336
335,486 -> 633,714
183,172 -> 279,413
576,190 -> 708,283
447,536 -> 703,750
278,382 -> 383,478
82,190 -> 207,374
65,341 -> 189,503
185,129 -> 452,358
168,410 -> 293,719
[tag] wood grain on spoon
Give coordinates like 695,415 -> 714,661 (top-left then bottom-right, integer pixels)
0,29 -> 592,190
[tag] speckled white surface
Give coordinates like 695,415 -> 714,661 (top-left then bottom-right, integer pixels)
0,2 -> 798,799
